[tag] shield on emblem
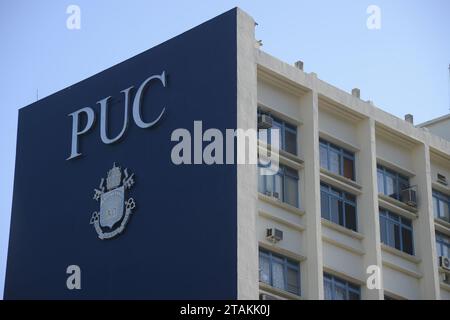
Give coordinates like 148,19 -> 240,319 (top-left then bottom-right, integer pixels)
99,186 -> 125,229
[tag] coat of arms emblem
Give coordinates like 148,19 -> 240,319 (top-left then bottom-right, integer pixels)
89,163 -> 136,239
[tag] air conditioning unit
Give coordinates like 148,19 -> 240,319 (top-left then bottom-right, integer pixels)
400,188 -> 417,208
258,114 -> 273,129
439,256 -> 450,271
437,173 -> 448,186
266,228 -> 283,243
259,293 -> 279,300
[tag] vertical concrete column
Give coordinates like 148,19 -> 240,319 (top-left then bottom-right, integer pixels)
236,8 -> 259,300
357,118 -> 383,299
299,77 -> 324,299
411,143 -> 440,299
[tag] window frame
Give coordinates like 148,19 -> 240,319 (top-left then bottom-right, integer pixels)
379,208 -> 415,255
258,110 -> 298,155
320,182 -> 358,231
319,139 -> 355,181
258,164 -> 299,208
377,165 -> 410,201
323,273 -> 360,300
259,249 -> 301,296
436,232 -> 450,259
432,190 -> 450,223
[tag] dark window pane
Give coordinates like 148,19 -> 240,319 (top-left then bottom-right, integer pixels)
380,216 -> 387,244
284,176 -> 298,207
343,157 -> 354,180
345,203 -> 357,231
393,224 -> 401,251
321,191 -> 330,220
285,129 -> 297,155
402,228 -> 414,255
345,193 -> 356,202
324,279 -> 333,300
287,268 -> 299,294
348,290 -> 360,300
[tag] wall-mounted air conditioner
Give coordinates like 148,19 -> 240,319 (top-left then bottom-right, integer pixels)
258,114 -> 273,129
266,228 -> 283,243
437,173 -> 448,186
439,256 -> 450,271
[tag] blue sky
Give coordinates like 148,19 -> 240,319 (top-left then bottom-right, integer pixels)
0,0 -> 449,298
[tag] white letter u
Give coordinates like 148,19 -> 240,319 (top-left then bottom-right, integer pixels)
99,86 -> 133,144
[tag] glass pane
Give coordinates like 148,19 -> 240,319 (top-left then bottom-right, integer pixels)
377,170 -> 385,194
334,284 -> 346,300
274,174 -> 282,199
330,196 -> 340,225
285,129 -> 297,155
436,242 -> 443,257
345,203 -> 357,231
393,224 -> 401,251
259,254 -> 270,284
321,191 -> 330,220
433,196 -> 439,218
402,228 -> 414,255
286,268 -> 299,294
329,149 -> 340,175
324,279 -> 333,300
343,157 -> 354,180
380,216 -> 387,244
258,167 -> 265,194
284,176 -> 298,207
266,174 -> 274,194
320,144 -> 328,170
386,174 -> 396,198
440,201 -> 450,221
271,122 -> 282,149
272,260 -> 285,290
348,290 -> 360,300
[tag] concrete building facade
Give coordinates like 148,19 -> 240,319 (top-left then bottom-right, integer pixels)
232,10 -> 450,300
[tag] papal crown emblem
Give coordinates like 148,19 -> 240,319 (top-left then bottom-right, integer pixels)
89,163 -> 136,240
106,163 -> 122,190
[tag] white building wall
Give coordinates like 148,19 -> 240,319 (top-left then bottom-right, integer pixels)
238,11 -> 450,299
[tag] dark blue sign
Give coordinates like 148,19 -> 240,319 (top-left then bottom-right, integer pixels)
5,8 -> 238,299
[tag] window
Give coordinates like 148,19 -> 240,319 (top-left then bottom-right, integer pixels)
320,183 -> 357,231
319,139 -> 355,180
379,209 -> 414,255
323,273 -> 360,300
259,249 -> 300,295
436,232 -> 450,259
432,190 -> 450,223
377,165 -> 409,201
258,164 -> 299,207
258,110 -> 297,155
